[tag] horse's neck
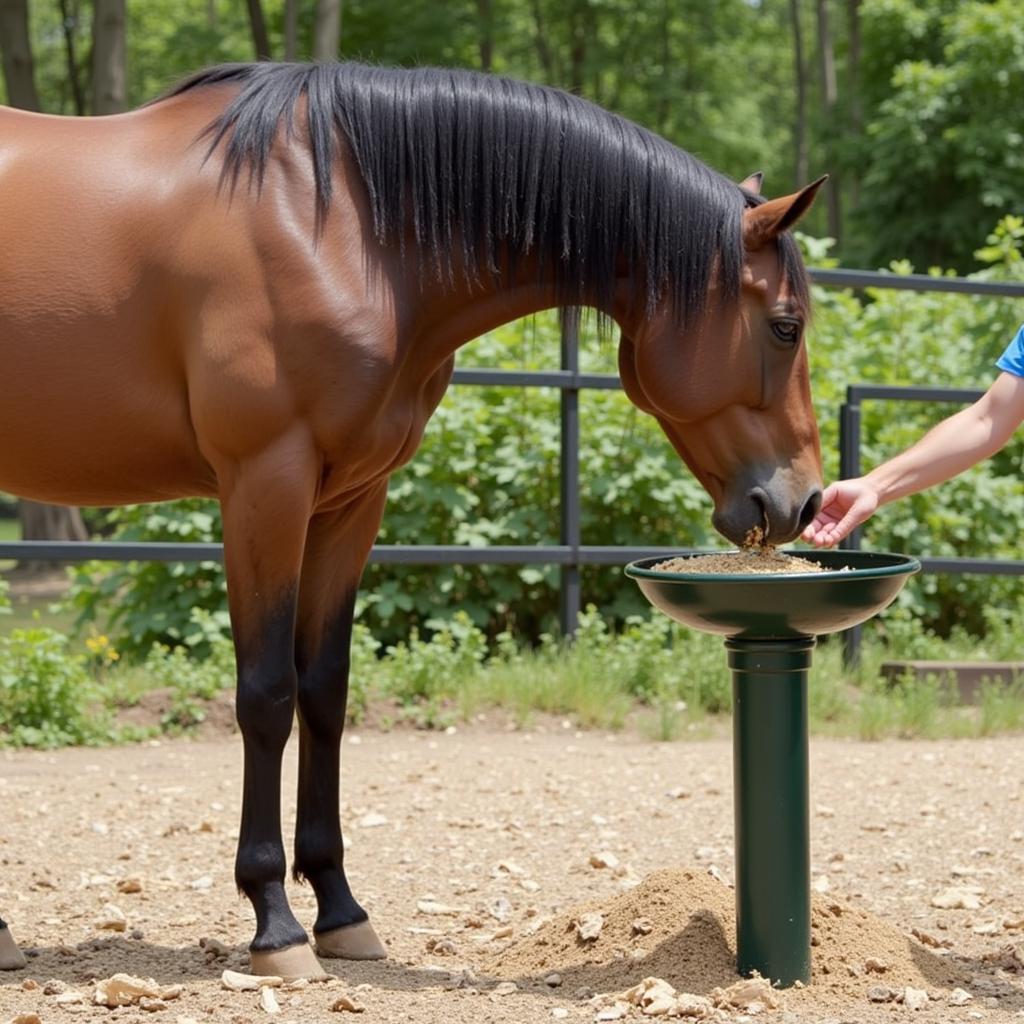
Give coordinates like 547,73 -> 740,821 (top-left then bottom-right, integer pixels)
405,253 -> 632,359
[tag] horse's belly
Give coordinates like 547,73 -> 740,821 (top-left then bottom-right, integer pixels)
0,377 -> 216,506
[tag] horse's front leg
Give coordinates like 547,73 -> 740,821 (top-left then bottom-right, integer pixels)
0,916 -> 26,970
219,438 -> 324,979
292,484 -> 388,960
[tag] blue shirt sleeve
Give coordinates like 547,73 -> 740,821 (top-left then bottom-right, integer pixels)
996,325 -> 1024,377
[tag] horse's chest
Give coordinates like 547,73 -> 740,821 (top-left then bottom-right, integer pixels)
316,359 -> 453,506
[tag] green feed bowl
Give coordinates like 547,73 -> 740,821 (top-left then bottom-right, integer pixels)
625,549 -> 921,640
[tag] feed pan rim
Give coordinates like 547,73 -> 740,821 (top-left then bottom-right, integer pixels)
624,548 -> 921,584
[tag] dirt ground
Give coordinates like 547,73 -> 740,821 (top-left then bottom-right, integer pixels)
3,723 -> 1024,1024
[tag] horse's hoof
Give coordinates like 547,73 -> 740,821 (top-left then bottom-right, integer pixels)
315,920 -> 387,960
249,942 -> 327,981
0,928 -> 26,970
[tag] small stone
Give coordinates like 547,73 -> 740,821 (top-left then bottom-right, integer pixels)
595,1002 -> 629,1021
190,876 -> 213,891
631,917 -> 653,936
575,913 -> 603,942
493,860 -> 525,876
55,990 -> 85,1004
95,903 -> 128,932
949,988 -> 973,1006
260,987 -> 281,1014
487,897 -> 513,924
902,986 -> 929,1011
551,1010 -> 569,1020
221,970 -> 284,992
416,900 -> 465,916
911,927 -> 950,949
21,979 -> 39,990
492,981 -> 518,996
425,937 -> 457,956
329,994 -> 365,1012
140,997 -> 168,1012
589,852 -> 619,870
117,878 -> 143,894
12,1015 -> 42,1024
200,936 -> 232,959
544,973 -> 562,987
357,813 -> 388,828
931,886 -> 983,910
864,957 -> 889,974
867,985 -> 895,1003
493,926 -> 513,940
42,979 -> 66,995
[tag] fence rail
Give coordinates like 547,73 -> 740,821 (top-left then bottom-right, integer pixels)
6,267 -> 1024,638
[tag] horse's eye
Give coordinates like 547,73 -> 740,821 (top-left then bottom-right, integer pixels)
770,319 -> 801,346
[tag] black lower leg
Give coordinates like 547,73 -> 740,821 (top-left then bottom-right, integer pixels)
0,916 -> 7,931
293,602 -> 367,935
234,604 -> 308,953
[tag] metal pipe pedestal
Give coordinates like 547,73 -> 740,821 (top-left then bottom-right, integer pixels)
727,636 -> 815,987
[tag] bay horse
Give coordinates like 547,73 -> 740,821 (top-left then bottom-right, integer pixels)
0,62 -> 824,978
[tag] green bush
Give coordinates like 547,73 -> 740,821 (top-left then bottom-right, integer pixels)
0,628 -> 110,747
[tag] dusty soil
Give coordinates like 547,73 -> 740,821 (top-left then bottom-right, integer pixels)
2,727 -> 1024,1023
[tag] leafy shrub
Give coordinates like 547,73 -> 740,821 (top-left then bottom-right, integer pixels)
0,628 -> 110,747
68,502 -> 228,661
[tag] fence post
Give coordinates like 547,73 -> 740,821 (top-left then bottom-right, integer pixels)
560,312 -> 582,638
838,391 -> 863,667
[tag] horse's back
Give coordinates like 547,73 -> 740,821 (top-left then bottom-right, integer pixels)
0,100 -> 231,505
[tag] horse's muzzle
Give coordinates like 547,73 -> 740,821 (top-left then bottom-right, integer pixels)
712,483 -> 822,547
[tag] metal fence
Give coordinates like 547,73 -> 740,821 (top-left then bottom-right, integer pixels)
4,268 -> 1024,639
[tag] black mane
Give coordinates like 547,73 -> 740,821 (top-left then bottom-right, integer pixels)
164,62 -> 809,328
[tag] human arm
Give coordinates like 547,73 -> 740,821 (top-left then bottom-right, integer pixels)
802,371 -> 1024,547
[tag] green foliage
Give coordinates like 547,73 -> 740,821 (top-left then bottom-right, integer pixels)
0,628 -> 109,747
67,502 -> 228,661
140,627 -> 236,731
852,0 -> 1024,269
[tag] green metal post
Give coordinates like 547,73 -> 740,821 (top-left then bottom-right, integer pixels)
727,636 -> 815,987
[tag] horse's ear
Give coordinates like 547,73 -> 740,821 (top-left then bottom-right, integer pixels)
739,171 -> 763,195
743,174 -> 828,251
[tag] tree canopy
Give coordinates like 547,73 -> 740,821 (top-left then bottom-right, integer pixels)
1,0 -> 1019,270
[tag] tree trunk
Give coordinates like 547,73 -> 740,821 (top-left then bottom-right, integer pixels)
246,0 -> 272,60
313,0 -> 341,62
476,0 -> 492,72
846,0 -> 862,209
91,0 -> 125,115
789,0 -> 808,187
0,0 -> 40,110
529,0 -> 555,81
1,1 -> 87,573
16,500 -> 88,577
284,0 -> 299,60
57,0 -> 85,115
815,0 -> 842,241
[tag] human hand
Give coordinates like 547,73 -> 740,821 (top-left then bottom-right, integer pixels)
800,478 -> 880,547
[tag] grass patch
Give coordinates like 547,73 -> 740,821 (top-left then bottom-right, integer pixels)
4,593 -> 1024,749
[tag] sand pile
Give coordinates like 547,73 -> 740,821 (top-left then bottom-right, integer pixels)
485,868 -> 970,1012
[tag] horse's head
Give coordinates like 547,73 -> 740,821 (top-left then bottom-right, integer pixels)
618,174 -> 826,547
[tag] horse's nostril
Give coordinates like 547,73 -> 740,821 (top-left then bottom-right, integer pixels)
798,489 -> 822,532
